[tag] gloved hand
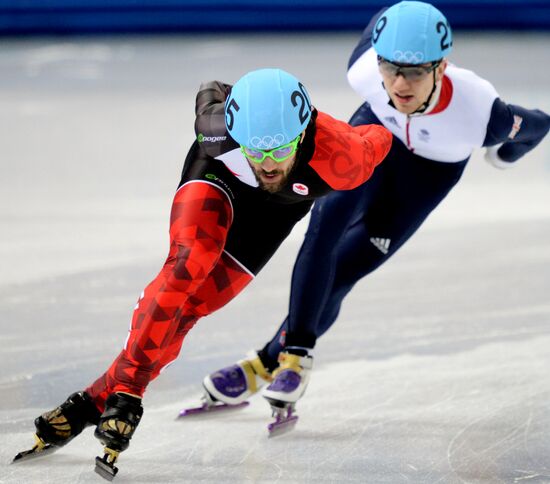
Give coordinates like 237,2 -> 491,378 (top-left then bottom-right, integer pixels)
484,143 -> 516,170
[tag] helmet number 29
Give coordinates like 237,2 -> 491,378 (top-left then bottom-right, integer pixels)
291,82 -> 312,124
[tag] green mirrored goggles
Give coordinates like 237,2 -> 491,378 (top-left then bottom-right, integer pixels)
241,135 -> 301,164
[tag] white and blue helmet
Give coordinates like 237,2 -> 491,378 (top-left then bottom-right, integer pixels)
372,1 -> 453,64
225,68 -> 312,150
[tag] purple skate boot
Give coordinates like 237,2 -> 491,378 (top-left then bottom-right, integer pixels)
179,352 -> 272,417
262,350 -> 313,436
203,351 -> 273,405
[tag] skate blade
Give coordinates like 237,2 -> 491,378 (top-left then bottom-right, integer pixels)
266,402 -> 299,437
12,435 -> 58,463
267,415 -> 299,437
95,450 -> 119,481
177,400 -> 249,418
95,456 -> 118,481
12,444 -> 57,463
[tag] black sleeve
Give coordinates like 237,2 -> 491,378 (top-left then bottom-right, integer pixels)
194,81 -> 239,157
483,98 -> 550,162
348,7 -> 388,70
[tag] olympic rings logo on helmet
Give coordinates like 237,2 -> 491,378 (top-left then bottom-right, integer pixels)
392,50 -> 425,64
249,134 -> 286,150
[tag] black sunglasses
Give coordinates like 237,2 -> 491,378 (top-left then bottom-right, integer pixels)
377,56 -> 440,82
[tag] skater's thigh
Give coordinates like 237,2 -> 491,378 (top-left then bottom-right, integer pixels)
184,251 -> 254,317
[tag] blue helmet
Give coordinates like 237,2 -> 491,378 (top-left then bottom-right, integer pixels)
225,68 -> 312,150
372,1 -> 452,64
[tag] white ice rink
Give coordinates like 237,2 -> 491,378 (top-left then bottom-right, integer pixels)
0,32 -> 549,483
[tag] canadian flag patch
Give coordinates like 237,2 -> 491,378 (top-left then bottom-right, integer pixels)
292,183 -> 309,196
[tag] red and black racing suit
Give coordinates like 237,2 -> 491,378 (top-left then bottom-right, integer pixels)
85,81 -> 392,411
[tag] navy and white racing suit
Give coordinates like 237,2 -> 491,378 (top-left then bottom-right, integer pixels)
258,13 -> 550,366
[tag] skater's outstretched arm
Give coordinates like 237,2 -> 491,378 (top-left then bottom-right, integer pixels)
307,112 -> 392,190
483,100 -> 550,167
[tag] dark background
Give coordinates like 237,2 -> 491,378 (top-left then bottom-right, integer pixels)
1,0 -> 549,36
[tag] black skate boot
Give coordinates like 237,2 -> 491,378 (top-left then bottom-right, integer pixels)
13,391 -> 100,463
94,392 -> 143,481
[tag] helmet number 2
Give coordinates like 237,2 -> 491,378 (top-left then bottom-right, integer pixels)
291,82 -> 312,124
226,98 -> 240,131
436,21 -> 452,51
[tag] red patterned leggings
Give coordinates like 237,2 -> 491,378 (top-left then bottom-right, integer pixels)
86,182 -> 252,411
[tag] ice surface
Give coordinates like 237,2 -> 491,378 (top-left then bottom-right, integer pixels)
0,33 -> 549,483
